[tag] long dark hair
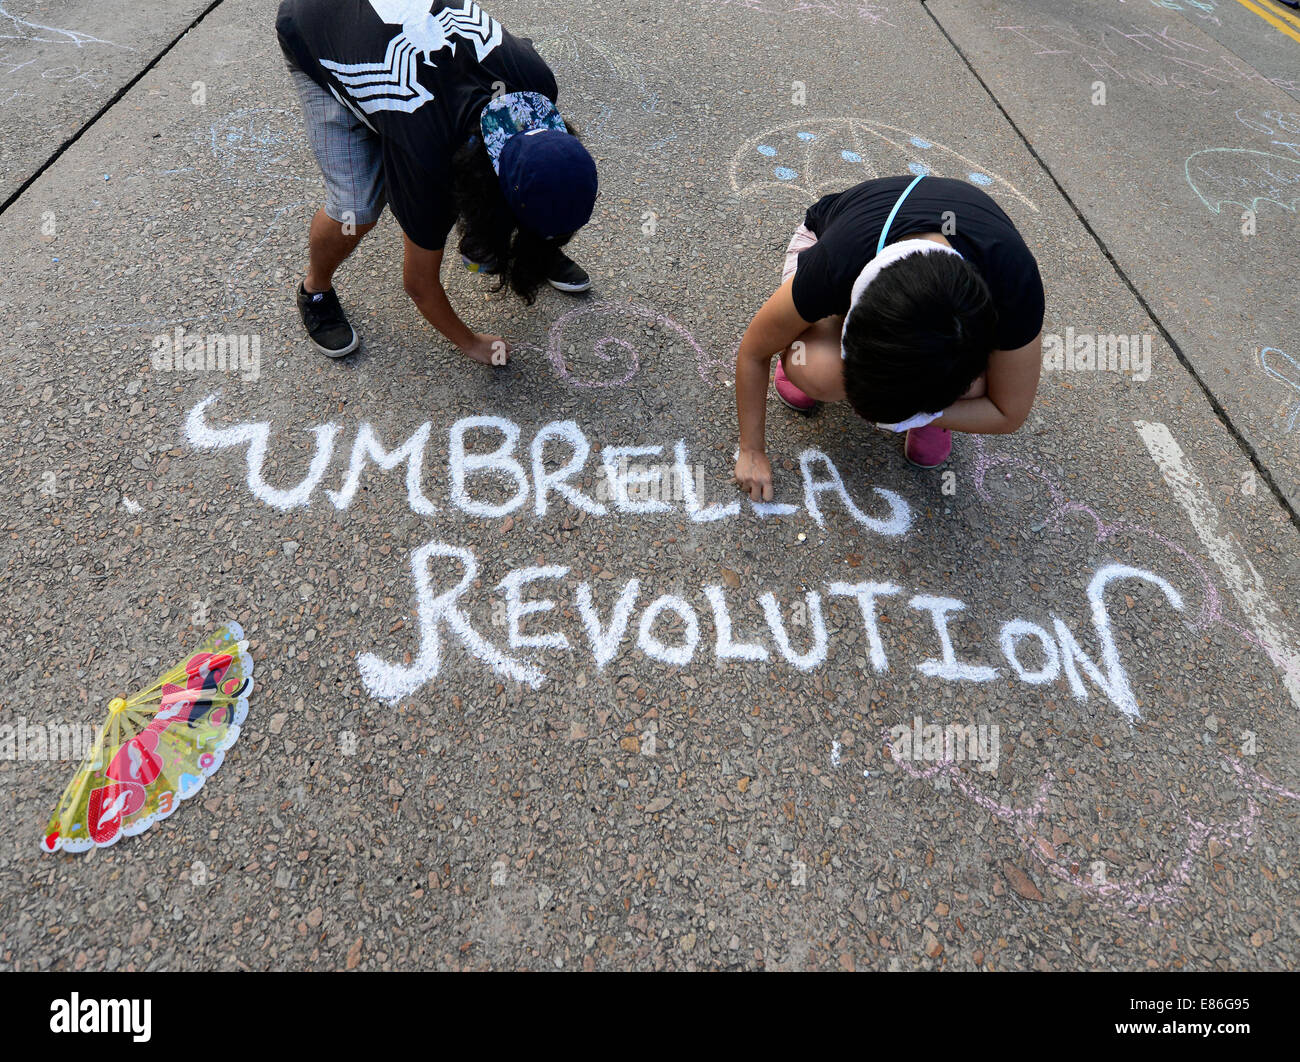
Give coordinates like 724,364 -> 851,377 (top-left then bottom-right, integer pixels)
450,123 -> 581,305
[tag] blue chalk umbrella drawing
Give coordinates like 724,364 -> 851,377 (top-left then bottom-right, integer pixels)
1260,347 -> 1300,433
1185,149 -> 1300,216
731,117 -> 1038,213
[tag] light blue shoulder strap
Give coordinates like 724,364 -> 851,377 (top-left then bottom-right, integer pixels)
877,173 -> 926,255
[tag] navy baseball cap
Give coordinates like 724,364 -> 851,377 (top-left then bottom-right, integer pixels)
481,92 -> 598,239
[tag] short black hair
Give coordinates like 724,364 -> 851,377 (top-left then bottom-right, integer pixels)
841,250 -> 997,424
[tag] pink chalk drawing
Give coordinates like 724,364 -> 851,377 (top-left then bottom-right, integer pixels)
970,436 -> 1299,687
872,436 -> 1300,913
731,117 -> 1037,213
887,739 -> 1294,913
516,301 -> 731,390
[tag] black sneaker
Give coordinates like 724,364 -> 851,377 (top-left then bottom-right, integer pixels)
546,250 -> 591,293
297,282 -> 359,358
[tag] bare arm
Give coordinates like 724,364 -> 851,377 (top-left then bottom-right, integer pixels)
933,332 -> 1042,435
733,277 -> 816,500
402,234 -> 509,364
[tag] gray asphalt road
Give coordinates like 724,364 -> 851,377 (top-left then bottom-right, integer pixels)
1180,0 -> 1300,102
0,0 -> 1297,971
930,0 -> 1300,516
0,0 -> 218,205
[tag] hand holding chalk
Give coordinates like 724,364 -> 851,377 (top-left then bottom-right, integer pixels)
733,447 -> 774,502
462,333 -> 512,366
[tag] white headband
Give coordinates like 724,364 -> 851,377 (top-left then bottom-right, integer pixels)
840,238 -> 963,433
840,239 -> 964,355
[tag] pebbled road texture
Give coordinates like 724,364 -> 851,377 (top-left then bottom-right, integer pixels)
0,0 -> 1296,970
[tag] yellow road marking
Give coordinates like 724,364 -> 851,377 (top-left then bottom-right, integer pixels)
1231,0 -> 1300,44
1262,0 -> 1300,31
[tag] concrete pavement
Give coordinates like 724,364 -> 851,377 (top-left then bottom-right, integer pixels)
0,0 -> 1296,970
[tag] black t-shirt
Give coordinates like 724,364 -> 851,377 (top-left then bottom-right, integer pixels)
276,0 -> 558,249
792,176 -> 1044,351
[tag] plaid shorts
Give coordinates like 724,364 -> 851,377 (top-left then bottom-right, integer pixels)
287,63 -> 387,226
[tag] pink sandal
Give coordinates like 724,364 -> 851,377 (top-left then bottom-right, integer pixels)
774,354 -> 818,412
904,424 -> 953,468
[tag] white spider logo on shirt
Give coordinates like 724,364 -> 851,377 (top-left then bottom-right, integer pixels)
319,1 -> 503,115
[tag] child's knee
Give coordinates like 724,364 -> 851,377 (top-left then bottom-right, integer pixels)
782,348 -> 840,402
783,327 -> 846,402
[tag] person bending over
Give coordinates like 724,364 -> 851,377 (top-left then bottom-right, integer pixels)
276,0 -> 599,363
733,174 -> 1044,500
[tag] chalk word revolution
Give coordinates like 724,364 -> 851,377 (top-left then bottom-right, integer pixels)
185,395 -> 1187,715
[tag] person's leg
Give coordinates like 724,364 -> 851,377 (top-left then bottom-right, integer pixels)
773,224 -> 825,410
305,207 -> 376,293
291,66 -> 386,288
778,316 -> 847,403
287,64 -> 386,355
904,372 -> 987,468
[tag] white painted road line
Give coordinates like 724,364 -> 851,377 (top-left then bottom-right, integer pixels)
1134,420 -> 1300,711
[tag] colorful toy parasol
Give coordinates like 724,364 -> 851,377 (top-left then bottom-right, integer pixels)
41,621 -> 254,853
